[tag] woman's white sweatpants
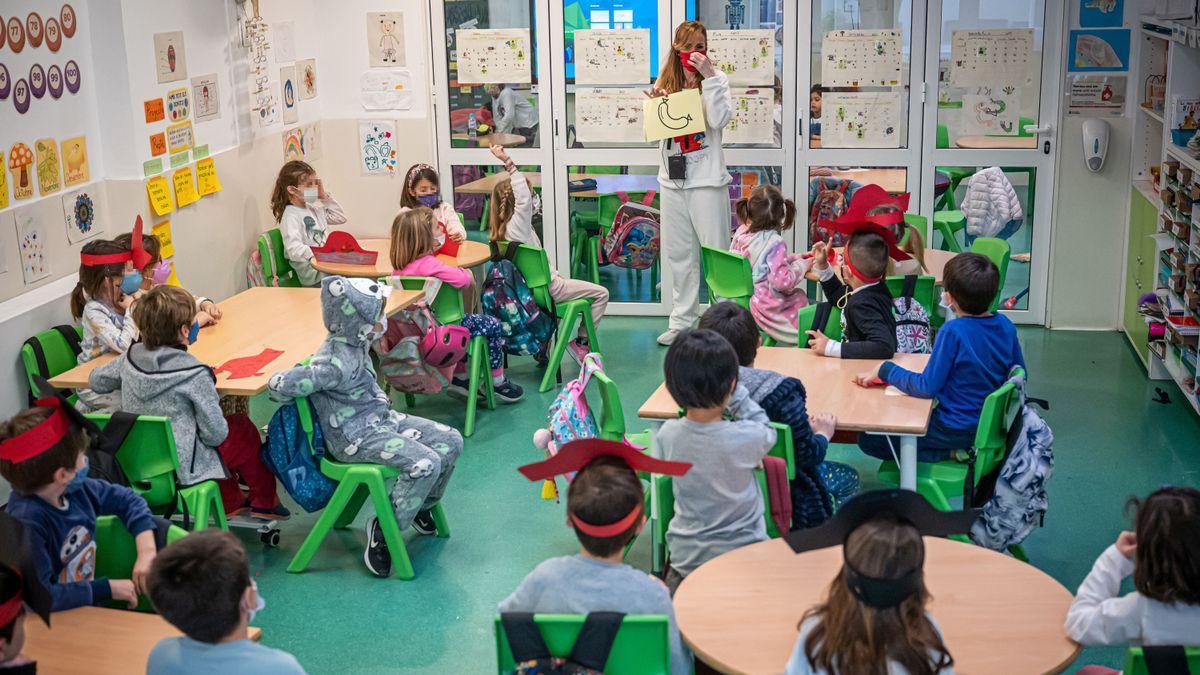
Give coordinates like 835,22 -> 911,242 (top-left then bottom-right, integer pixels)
660,184 -> 732,331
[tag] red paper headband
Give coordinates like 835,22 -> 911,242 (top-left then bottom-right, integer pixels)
818,184 -> 912,262
79,216 -> 153,268
518,438 -> 692,482
569,503 -> 644,538
0,397 -> 72,464
0,571 -> 22,625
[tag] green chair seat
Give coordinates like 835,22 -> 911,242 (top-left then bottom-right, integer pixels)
1123,646 -> 1200,675
494,614 -> 671,674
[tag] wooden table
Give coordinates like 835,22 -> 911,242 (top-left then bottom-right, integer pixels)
48,286 -> 419,396
450,132 -> 527,147
955,135 -> 1038,149
310,239 -> 491,278
638,347 -> 932,490
455,172 -> 659,198
827,247 -> 958,285
674,537 -> 1080,674
822,168 -> 908,194
24,606 -> 264,674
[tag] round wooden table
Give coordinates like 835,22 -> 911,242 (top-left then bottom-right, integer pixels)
450,132 -> 527,148
955,135 -> 1038,149
309,239 -> 491,278
674,537 -> 1080,675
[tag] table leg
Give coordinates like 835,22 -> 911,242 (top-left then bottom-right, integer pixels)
900,435 -> 917,491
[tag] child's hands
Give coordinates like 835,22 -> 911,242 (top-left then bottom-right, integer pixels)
1116,531 -> 1137,559
809,412 -> 836,440
489,144 -> 510,163
806,330 -> 830,355
110,579 -> 139,608
131,551 -> 156,595
195,311 -> 216,329
810,242 -> 829,270
448,229 -> 466,243
853,365 -> 884,388
200,299 -> 223,321
316,178 -> 328,200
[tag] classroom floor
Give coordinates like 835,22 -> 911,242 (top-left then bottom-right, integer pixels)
238,319 -> 1200,674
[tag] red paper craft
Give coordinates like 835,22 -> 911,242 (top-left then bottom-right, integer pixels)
435,221 -> 460,257
311,231 -> 378,266
214,348 -> 284,379
817,184 -> 912,261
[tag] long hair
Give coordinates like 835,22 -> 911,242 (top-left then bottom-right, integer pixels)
488,180 -> 516,242
1130,486 -> 1200,604
400,164 -> 441,209
389,207 -> 437,271
270,160 -> 315,222
867,204 -> 927,274
654,21 -> 707,95
735,184 -> 796,234
72,240 -> 128,319
802,514 -> 953,675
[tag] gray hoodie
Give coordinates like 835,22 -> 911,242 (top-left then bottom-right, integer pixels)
88,342 -> 229,486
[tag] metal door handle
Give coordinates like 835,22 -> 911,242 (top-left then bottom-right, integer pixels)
1024,123 -> 1053,136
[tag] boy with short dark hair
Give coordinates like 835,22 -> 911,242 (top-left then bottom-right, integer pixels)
147,529 -> 305,674
806,232 -> 897,359
855,252 -> 1025,461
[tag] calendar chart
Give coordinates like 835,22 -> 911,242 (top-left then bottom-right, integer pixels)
725,89 -> 775,145
821,29 -> 903,88
575,88 -> 646,144
949,28 -> 1034,88
575,29 -> 651,85
456,29 -> 532,85
822,91 -> 902,149
708,29 -> 775,86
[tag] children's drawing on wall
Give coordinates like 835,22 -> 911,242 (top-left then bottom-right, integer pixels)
154,31 -> 188,84
8,143 -> 34,200
360,69 -> 413,111
15,207 -> 49,285
574,88 -> 645,144
281,65 -> 298,124
367,12 -> 406,67
708,29 -> 776,86
358,120 -> 397,176
297,59 -> 317,100
573,29 -> 650,85
61,136 -> 89,186
192,74 -> 220,122
283,127 -> 304,161
1068,29 -> 1131,72
301,121 -> 321,160
62,188 -> 102,244
962,91 -> 1019,136
1080,0 -> 1124,28
35,139 -> 61,195
273,20 -> 296,63
456,29 -> 532,84
822,91 -> 902,149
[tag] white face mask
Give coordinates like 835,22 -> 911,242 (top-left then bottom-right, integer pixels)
939,293 -> 956,321
247,580 -> 266,623
302,187 -> 319,204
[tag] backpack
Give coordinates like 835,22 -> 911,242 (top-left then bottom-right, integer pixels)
246,249 -> 269,288
969,371 -> 1054,551
893,275 -> 931,354
501,612 -> 626,675
377,304 -> 458,394
260,401 -> 336,513
599,191 -> 660,270
482,243 -> 554,356
762,454 -> 793,536
537,354 -> 607,499
808,178 -> 850,246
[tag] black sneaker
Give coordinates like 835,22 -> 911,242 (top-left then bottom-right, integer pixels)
411,510 -> 437,536
446,375 -> 471,400
363,516 -> 392,578
493,379 -> 524,404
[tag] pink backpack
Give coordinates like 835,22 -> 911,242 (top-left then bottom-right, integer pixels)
599,191 -> 660,270
377,305 -> 456,394
762,455 -> 793,536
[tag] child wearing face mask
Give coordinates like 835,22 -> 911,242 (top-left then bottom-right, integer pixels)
398,163 -> 467,252
271,160 -> 347,287
71,239 -> 145,413
112,230 -> 223,329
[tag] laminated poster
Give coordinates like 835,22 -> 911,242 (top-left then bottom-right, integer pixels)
167,121 -> 194,153
61,136 -> 89,186
172,167 -> 199,208
62,187 -> 102,244
456,29 -> 531,85
725,88 -> 775,145
9,143 -> 34,200
1068,29 -> 1131,73
367,12 -> 406,67
34,138 -> 61,196
191,74 -> 220,122
281,66 -> 298,124
196,158 -> 221,196
708,29 -> 776,86
961,92 -> 1019,135
358,120 -> 397,176
154,31 -> 188,84
642,89 -> 706,142
822,91 -> 902,149
574,29 -> 650,85
0,151 -> 8,209
15,206 -> 49,285
166,87 -> 190,122
950,29 -> 1034,88
821,29 -> 903,88
1067,74 -> 1126,116
360,69 -> 413,111
146,175 -> 174,216
575,88 -> 645,144
297,59 -> 317,99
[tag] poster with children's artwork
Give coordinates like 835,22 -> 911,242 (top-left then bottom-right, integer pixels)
191,74 -> 219,122
575,88 -> 645,144
34,139 -> 61,195
273,21 -> 296,63
708,30 -> 776,86
725,89 -> 775,145
367,12 -> 406,67
950,29 -> 1034,87
154,31 -> 188,84
297,59 -> 317,100
822,91 -> 902,149
574,29 -> 650,85
283,127 -> 304,160
62,187 -> 102,244
1068,29 -> 1130,73
1080,0 -> 1123,28
961,92 -> 1020,135
257,80 -> 281,128
358,120 -> 397,176
360,69 -> 412,111
166,87 -> 190,122
301,121 -> 321,160
280,66 -> 298,124
821,29 -> 903,88
61,136 -> 89,186
14,207 -> 49,284
456,29 -> 531,85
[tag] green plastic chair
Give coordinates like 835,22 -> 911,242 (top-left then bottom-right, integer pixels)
585,192 -> 660,292
700,246 -> 753,309
287,396 -> 450,579
885,275 -> 937,320
592,370 -> 653,449
969,237 -> 1012,312
392,276 -> 495,437
1123,646 -> 1200,675
20,326 -> 83,404
85,414 -> 228,531
932,211 -> 966,253
901,213 -> 926,248
257,229 -> 301,287
94,515 -> 188,611
797,304 -> 844,343
494,614 -> 671,674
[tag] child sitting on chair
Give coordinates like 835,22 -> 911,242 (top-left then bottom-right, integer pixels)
147,529 -> 305,674
268,276 -> 463,578
271,160 -> 346,287
729,185 -> 811,345
0,511 -> 52,672
853,253 -> 1024,463
501,439 -> 693,674
652,329 -> 776,593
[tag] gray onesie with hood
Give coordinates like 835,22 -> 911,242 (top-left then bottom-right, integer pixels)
268,276 -> 462,527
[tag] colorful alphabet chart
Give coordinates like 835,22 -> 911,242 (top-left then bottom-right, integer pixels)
708,30 -> 775,86
575,88 -> 645,144
574,29 -> 651,85
821,29 -> 903,88
456,29 -> 531,85
725,89 -> 774,145
949,29 -> 1034,88
822,91 -> 902,149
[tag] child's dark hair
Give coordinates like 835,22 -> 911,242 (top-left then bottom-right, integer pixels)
148,529 -> 251,644
943,252 -> 999,315
568,457 -> 644,557
71,239 -> 128,319
664,329 -> 739,409
735,184 -> 796,234
133,285 -> 197,350
270,160 -> 315,222
846,231 -> 890,280
113,231 -> 162,272
810,83 -> 822,96
1128,486 -> 1200,605
0,407 -> 87,493
698,302 -> 759,367
400,164 -> 441,209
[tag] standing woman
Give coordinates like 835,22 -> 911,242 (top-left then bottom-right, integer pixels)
650,21 -> 733,346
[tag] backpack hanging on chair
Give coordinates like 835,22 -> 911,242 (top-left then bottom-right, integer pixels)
893,275 -> 931,354
377,304 -> 462,394
532,353 -> 611,500
482,242 -> 554,356
809,178 -> 851,246
501,612 -> 626,675
261,401 -> 336,513
599,190 -> 660,270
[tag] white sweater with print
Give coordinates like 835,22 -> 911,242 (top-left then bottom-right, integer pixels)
656,72 -> 733,190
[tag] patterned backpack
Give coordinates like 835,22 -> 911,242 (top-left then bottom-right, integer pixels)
808,178 -> 850,246
893,275 -> 931,354
261,400 -> 335,512
534,353 -> 606,500
599,191 -> 660,270
482,243 -> 554,356
377,304 -> 457,394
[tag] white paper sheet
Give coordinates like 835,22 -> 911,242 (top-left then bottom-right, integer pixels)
725,88 -> 775,145
575,88 -> 645,144
708,29 -> 775,86
961,92 -> 1019,135
360,70 -> 413,111
191,74 -> 220,122
574,29 -> 651,84
297,58 -> 317,100
62,187 -> 103,244
821,29 -> 903,88
14,206 -> 49,284
950,29 -> 1034,88
456,29 -> 532,84
358,120 -> 397,176
280,65 -> 298,124
273,21 -> 296,63
821,91 -> 902,149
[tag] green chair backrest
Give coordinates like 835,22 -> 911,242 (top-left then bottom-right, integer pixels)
394,276 -> 466,324
494,614 -> 671,674
94,515 -> 188,611
593,370 -> 628,441
797,304 -> 844,342
901,213 -> 927,247
884,275 -> 937,317
495,240 -> 555,310
969,237 -> 1011,312
767,422 -> 795,481
970,366 -> 1025,482
258,229 -> 301,288
700,246 -> 753,307
20,326 -> 83,401
1123,646 -> 1200,675
85,414 -> 181,510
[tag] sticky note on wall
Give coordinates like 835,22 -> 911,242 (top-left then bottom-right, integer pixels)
146,176 -> 174,216
196,158 -> 222,196
152,219 -> 174,259
173,167 -> 199,207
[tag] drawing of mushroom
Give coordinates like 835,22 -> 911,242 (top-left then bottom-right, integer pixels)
9,143 -> 32,189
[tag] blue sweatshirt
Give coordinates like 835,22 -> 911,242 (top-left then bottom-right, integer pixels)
5,478 -> 155,611
879,314 -> 1025,431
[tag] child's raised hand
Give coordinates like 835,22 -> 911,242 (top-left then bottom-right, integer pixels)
809,412 -> 836,440
1116,530 -> 1137,559
810,242 -> 829,269
489,144 -> 509,162
806,329 -> 830,355
110,579 -> 139,608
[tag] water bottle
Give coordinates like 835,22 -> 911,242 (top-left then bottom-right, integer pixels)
468,113 -> 478,142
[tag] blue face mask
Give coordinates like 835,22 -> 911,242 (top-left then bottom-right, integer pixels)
119,270 -> 144,295
66,457 -> 89,493
187,320 -> 201,344
416,193 -> 440,208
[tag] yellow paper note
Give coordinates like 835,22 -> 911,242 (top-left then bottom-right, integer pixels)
61,136 -> 90,186
0,151 -> 8,210
173,167 -> 199,208
146,176 -> 175,216
163,257 -> 182,286
642,89 -> 706,142
152,220 -> 175,259
35,139 -> 62,195
195,158 -> 222,196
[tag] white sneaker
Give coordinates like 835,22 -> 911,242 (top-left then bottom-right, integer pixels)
656,329 -> 680,346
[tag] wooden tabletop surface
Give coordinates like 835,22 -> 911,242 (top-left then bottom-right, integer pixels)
24,606 -> 263,674
820,168 -> 908,194
955,135 -> 1038,149
455,172 -> 660,197
310,239 -> 491,278
638,347 -> 933,435
450,132 -> 527,147
48,286 -> 419,396
675,537 -> 1080,675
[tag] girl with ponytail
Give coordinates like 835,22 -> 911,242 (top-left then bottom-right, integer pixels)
72,239 -> 143,412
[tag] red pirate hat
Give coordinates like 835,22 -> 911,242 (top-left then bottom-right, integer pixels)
817,184 -> 912,263
0,376 -> 98,464
311,231 -> 379,265
129,215 -> 155,270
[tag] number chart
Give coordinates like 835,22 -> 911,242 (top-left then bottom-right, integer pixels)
822,91 -> 902,149
574,29 -> 650,85
456,28 -> 532,85
575,88 -> 645,144
949,28 -> 1034,88
725,89 -> 775,145
821,29 -> 903,88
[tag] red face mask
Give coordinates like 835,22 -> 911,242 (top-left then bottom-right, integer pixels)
678,48 -> 706,72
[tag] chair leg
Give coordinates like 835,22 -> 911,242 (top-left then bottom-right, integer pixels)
179,483 -> 228,531
287,478 -> 362,574
333,484 -> 370,529
540,308 -> 581,393
365,471 -> 415,580
586,237 -> 600,285
464,343 -> 481,438
580,300 -> 599,352
480,338 -> 496,411
404,392 -> 416,408
430,502 -> 451,538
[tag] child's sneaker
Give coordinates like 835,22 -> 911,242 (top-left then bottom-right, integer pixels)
251,504 -> 291,521
364,516 -> 391,578
493,379 -> 524,404
446,375 -> 471,400
411,510 -> 437,536
567,339 -> 591,366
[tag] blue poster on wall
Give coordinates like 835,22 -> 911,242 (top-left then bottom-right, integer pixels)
1068,29 -> 1131,72
1079,0 -> 1124,28
564,0 -> 659,81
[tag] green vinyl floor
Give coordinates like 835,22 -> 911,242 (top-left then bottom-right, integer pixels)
232,319 -> 1200,674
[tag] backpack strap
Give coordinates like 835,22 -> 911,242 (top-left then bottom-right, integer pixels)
616,190 -> 631,205
500,612 -> 553,664
53,325 -> 83,357
1143,645 -> 1191,675
94,411 -> 139,459
566,612 -> 626,671
576,354 -> 605,389
898,274 -> 918,313
640,190 -> 657,206
762,455 -> 792,535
